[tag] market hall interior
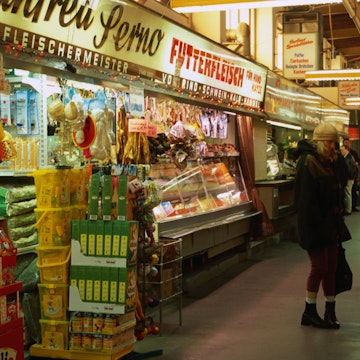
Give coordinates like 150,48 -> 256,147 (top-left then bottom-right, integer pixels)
130,211 -> 360,360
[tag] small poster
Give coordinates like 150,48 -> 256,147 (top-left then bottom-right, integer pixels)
129,86 -> 144,117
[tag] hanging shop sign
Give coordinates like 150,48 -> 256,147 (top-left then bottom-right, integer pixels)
264,70 -> 349,132
338,81 -> 360,109
283,33 -> 320,80
0,0 -> 267,113
265,70 -> 321,128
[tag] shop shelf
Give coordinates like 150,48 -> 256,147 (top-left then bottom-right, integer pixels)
30,341 -> 134,360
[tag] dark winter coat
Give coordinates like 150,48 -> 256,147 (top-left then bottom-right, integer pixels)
294,140 -> 346,250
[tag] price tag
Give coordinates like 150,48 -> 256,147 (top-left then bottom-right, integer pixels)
128,118 -> 147,133
147,123 -> 157,138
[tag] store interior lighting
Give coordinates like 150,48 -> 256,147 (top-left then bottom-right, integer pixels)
304,69 -> 360,81
345,97 -> 360,106
266,120 -> 302,130
171,0 -> 342,12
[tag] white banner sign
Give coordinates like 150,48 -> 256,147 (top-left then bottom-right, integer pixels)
283,33 -> 319,80
0,0 -> 267,110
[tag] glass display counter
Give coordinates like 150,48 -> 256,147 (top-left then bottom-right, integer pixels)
151,157 -> 249,221
150,158 -> 261,258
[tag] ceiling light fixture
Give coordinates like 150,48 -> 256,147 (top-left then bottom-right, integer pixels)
266,120 -> 302,130
345,97 -> 360,106
171,0 -> 342,13
305,69 -> 360,81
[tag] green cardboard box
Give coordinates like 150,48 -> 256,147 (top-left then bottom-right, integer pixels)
101,267 -> 110,303
109,267 -> 118,304
79,219 -> 88,255
96,220 -> 104,256
112,221 -> 121,257
117,175 -> 128,221
87,220 -> 97,256
118,266 -> 136,312
103,221 -> 112,257
88,174 -> 100,220
101,175 -> 113,220
120,221 -> 138,265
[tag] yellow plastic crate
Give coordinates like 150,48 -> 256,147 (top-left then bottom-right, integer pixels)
38,283 -> 68,321
32,169 -> 71,208
69,168 -> 87,206
35,207 -> 72,246
37,249 -> 70,284
37,245 -> 70,266
40,319 -> 69,350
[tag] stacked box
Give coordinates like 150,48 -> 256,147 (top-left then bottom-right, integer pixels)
117,175 -> 128,221
71,219 -> 138,266
68,310 -> 135,352
101,175 -> 112,220
69,265 -> 136,311
88,174 -> 100,220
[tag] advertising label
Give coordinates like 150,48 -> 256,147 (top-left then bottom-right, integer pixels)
0,0 -> 267,111
283,33 -> 319,80
338,81 -> 360,108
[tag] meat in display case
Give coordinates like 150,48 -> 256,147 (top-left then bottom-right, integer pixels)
151,157 -> 249,221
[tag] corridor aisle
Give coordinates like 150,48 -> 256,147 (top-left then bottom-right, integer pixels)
134,213 -> 360,360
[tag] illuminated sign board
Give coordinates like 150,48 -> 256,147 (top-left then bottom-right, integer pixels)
0,0 -> 267,111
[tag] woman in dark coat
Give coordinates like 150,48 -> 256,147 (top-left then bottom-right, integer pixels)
294,123 -> 345,329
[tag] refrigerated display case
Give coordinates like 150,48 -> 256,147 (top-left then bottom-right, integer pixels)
150,157 -> 261,258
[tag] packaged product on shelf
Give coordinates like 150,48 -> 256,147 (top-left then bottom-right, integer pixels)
35,207 -> 72,246
68,310 -> 136,352
38,283 -> 68,321
82,312 -> 93,332
93,313 -> 104,333
87,220 -> 97,256
101,174 -> 112,220
13,231 -> 38,249
88,173 -> 100,220
6,211 -> 36,230
96,220 -> 105,256
32,168 -> 71,208
39,319 -> 69,350
0,293 -> 17,324
117,175 -> 128,221
103,220 -> 112,257
15,90 -> 30,135
0,198 -> 37,218
69,168 -> 87,206
70,311 -> 83,332
69,332 -> 82,349
71,219 -> 138,266
69,265 -> 136,311
0,228 -> 17,286
7,223 -> 36,242
0,184 -> 36,204
36,247 -> 70,284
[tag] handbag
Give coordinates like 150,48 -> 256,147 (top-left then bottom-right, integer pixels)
335,244 -> 353,295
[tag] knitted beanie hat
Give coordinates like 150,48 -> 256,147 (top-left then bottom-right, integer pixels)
312,123 -> 338,142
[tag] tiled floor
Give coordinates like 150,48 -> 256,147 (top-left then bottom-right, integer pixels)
133,211 -> 360,360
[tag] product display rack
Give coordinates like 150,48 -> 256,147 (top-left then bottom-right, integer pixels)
139,238 -> 183,326
0,279 -> 24,360
30,342 -> 134,360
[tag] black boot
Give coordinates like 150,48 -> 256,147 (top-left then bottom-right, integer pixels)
301,302 -> 331,328
324,301 -> 340,329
